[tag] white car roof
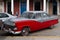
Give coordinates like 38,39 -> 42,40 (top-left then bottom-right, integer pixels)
0,12 -> 13,16
0,12 -> 8,14
23,11 -> 47,14
0,12 -> 11,15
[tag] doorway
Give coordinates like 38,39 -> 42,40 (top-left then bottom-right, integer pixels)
34,2 -> 40,11
20,0 -> 26,14
7,2 -> 11,14
53,0 -> 57,15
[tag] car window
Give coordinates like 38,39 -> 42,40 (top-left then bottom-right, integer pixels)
22,12 -> 34,19
27,13 -> 33,18
33,13 -> 41,19
41,13 -> 48,17
0,13 -> 9,18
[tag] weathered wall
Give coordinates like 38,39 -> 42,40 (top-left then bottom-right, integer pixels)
14,0 -> 19,15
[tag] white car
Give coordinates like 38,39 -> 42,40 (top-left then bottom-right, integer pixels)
0,12 -> 17,29
0,12 -> 17,22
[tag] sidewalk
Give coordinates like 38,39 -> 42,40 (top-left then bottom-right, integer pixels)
0,36 -> 60,40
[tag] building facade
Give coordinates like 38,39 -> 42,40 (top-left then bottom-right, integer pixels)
47,0 -> 60,15
0,0 -> 60,16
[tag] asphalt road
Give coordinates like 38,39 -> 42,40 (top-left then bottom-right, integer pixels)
0,36 -> 60,40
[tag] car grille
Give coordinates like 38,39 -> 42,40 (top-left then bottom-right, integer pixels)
4,24 -> 15,30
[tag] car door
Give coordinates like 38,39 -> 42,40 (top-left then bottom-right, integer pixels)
41,13 -> 51,28
32,13 -> 44,30
0,13 -> 9,22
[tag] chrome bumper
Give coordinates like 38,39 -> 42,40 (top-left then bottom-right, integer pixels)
3,28 -> 21,34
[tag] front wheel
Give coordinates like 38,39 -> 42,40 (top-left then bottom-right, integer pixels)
21,27 -> 30,36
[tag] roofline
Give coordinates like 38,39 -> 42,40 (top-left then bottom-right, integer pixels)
23,11 -> 47,13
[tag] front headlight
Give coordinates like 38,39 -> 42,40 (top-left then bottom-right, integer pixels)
13,27 -> 17,30
11,22 -> 15,26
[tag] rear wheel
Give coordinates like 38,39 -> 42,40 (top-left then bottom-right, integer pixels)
21,27 -> 30,36
49,25 -> 54,29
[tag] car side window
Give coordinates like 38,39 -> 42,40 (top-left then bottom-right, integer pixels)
0,13 -> 9,18
22,12 -> 33,19
33,13 -> 41,19
27,13 -> 33,18
41,13 -> 48,17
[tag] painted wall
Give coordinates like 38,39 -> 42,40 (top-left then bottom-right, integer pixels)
49,2 -> 53,15
40,0 -> 43,11
29,0 -> 33,11
14,0 -> 19,15
4,1 -> 6,12
0,1 -> 4,12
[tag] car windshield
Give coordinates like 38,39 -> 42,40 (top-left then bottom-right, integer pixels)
0,13 -> 9,18
21,12 -> 34,19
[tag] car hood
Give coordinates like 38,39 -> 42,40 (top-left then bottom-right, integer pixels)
8,17 -> 32,22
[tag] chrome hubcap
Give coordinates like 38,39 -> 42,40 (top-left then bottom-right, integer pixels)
22,28 -> 29,36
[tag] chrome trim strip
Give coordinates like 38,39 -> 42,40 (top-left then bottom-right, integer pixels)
3,28 -> 21,34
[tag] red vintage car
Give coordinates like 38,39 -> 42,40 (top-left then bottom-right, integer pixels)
3,11 -> 58,36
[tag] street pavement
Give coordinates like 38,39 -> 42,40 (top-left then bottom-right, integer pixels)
0,16 -> 60,40
0,36 -> 60,40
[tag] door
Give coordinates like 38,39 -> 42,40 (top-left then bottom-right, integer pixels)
34,2 -> 40,11
32,13 -> 43,31
41,13 -> 51,28
7,2 -> 11,14
20,0 -> 26,14
53,0 -> 57,15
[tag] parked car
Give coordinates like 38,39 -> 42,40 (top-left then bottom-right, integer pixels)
3,11 -> 58,36
0,12 -> 17,29
0,13 -> 17,22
